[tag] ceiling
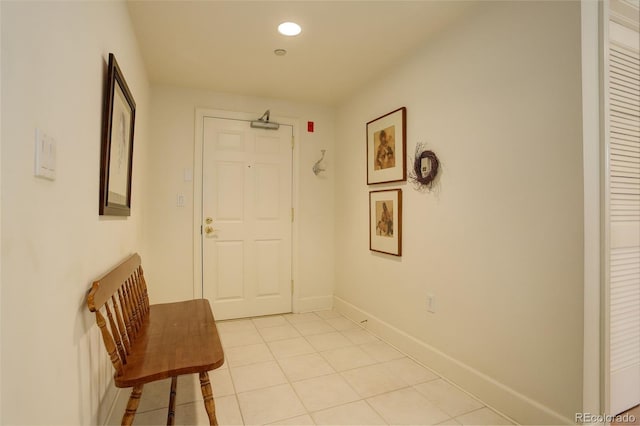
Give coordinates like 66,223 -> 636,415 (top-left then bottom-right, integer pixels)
127,1 -> 475,105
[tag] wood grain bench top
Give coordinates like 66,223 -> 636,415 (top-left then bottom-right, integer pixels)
114,298 -> 224,388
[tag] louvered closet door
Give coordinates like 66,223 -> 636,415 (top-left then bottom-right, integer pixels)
608,19 -> 640,416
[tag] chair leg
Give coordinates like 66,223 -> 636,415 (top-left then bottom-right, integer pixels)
199,371 -> 217,426
122,385 -> 144,426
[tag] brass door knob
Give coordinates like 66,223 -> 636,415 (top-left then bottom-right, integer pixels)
204,225 -> 217,235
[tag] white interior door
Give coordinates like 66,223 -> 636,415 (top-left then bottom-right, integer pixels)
202,116 -> 293,320
607,9 -> 640,415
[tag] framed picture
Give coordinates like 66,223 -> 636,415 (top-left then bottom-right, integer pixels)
99,53 -> 136,216
369,189 -> 402,256
366,107 -> 406,184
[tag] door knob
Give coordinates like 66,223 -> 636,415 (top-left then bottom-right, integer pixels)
204,225 -> 217,235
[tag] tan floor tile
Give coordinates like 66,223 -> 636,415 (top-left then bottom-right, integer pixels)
292,373 -> 360,412
258,324 -> 302,342
237,384 -> 306,425
340,329 -> 379,345
381,357 -> 438,386
414,379 -> 483,417
455,407 -> 513,425
268,337 -> 316,359
230,361 -> 287,393
210,368 -> 236,398
226,342 -> 274,367
284,313 -> 320,324
213,394 -> 244,425
314,310 -> 343,320
268,414 -> 316,425
305,332 -> 353,352
293,320 -> 337,336
252,315 -> 288,329
341,363 -> 407,398
320,345 -> 377,371
366,387 -> 449,425
219,327 -> 264,348
277,353 -> 335,382
325,317 -> 360,331
312,400 -> 386,425
359,341 -> 404,362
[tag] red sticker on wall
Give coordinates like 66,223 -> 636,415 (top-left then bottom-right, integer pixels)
307,121 -> 314,132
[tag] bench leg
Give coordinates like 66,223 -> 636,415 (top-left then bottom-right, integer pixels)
199,371 -> 217,426
122,385 -> 143,426
167,376 -> 178,426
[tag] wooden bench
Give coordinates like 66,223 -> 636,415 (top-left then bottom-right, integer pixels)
87,253 -> 224,425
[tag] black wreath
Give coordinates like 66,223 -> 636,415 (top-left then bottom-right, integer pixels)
413,150 -> 439,188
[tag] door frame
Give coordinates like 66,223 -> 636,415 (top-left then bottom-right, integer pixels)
580,0 -> 604,419
193,108 -> 300,313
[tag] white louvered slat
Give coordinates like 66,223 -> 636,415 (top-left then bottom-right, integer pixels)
611,114 -> 640,130
609,43 -> 640,225
610,247 -> 640,372
608,15 -> 640,415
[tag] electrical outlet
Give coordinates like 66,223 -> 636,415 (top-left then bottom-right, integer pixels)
427,294 -> 436,313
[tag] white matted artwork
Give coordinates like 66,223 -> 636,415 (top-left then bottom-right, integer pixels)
366,107 -> 406,184
107,83 -> 132,205
99,53 -> 136,216
369,189 -> 402,256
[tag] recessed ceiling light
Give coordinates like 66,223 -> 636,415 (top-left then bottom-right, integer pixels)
274,49 -> 287,56
278,22 -> 301,36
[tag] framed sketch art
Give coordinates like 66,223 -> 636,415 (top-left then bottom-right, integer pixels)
99,53 -> 136,216
366,107 -> 406,184
369,189 -> 402,256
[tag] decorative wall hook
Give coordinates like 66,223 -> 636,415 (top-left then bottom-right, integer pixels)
313,149 -> 326,176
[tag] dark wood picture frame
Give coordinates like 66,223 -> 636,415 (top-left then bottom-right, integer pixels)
366,107 -> 406,185
99,53 -> 136,216
369,189 -> 402,256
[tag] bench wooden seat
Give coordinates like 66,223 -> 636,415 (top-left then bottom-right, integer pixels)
87,253 -> 224,425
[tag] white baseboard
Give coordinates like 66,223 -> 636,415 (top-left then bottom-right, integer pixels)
294,295 -> 333,313
100,380 -> 120,426
333,296 -> 573,425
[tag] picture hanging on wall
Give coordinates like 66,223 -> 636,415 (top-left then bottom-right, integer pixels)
366,107 -> 406,184
99,53 -> 136,216
369,189 -> 402,256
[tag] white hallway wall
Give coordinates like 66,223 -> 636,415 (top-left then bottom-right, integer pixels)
1,2 -> 149,424
145,85 -> 335,312
334,2 -> 584,425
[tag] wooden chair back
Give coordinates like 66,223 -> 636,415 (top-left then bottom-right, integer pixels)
87,253 -> 150,377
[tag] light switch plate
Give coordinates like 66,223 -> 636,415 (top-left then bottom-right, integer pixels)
34,128 -> 56,180
427,294 -> 436,313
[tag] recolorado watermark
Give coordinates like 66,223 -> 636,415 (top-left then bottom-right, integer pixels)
576,412 -> 637,424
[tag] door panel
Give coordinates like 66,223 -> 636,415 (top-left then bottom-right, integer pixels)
202,116 -> 292,320
607,13 -> 640,415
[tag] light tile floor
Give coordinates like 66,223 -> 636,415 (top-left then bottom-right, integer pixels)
108,310 -> 515,425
